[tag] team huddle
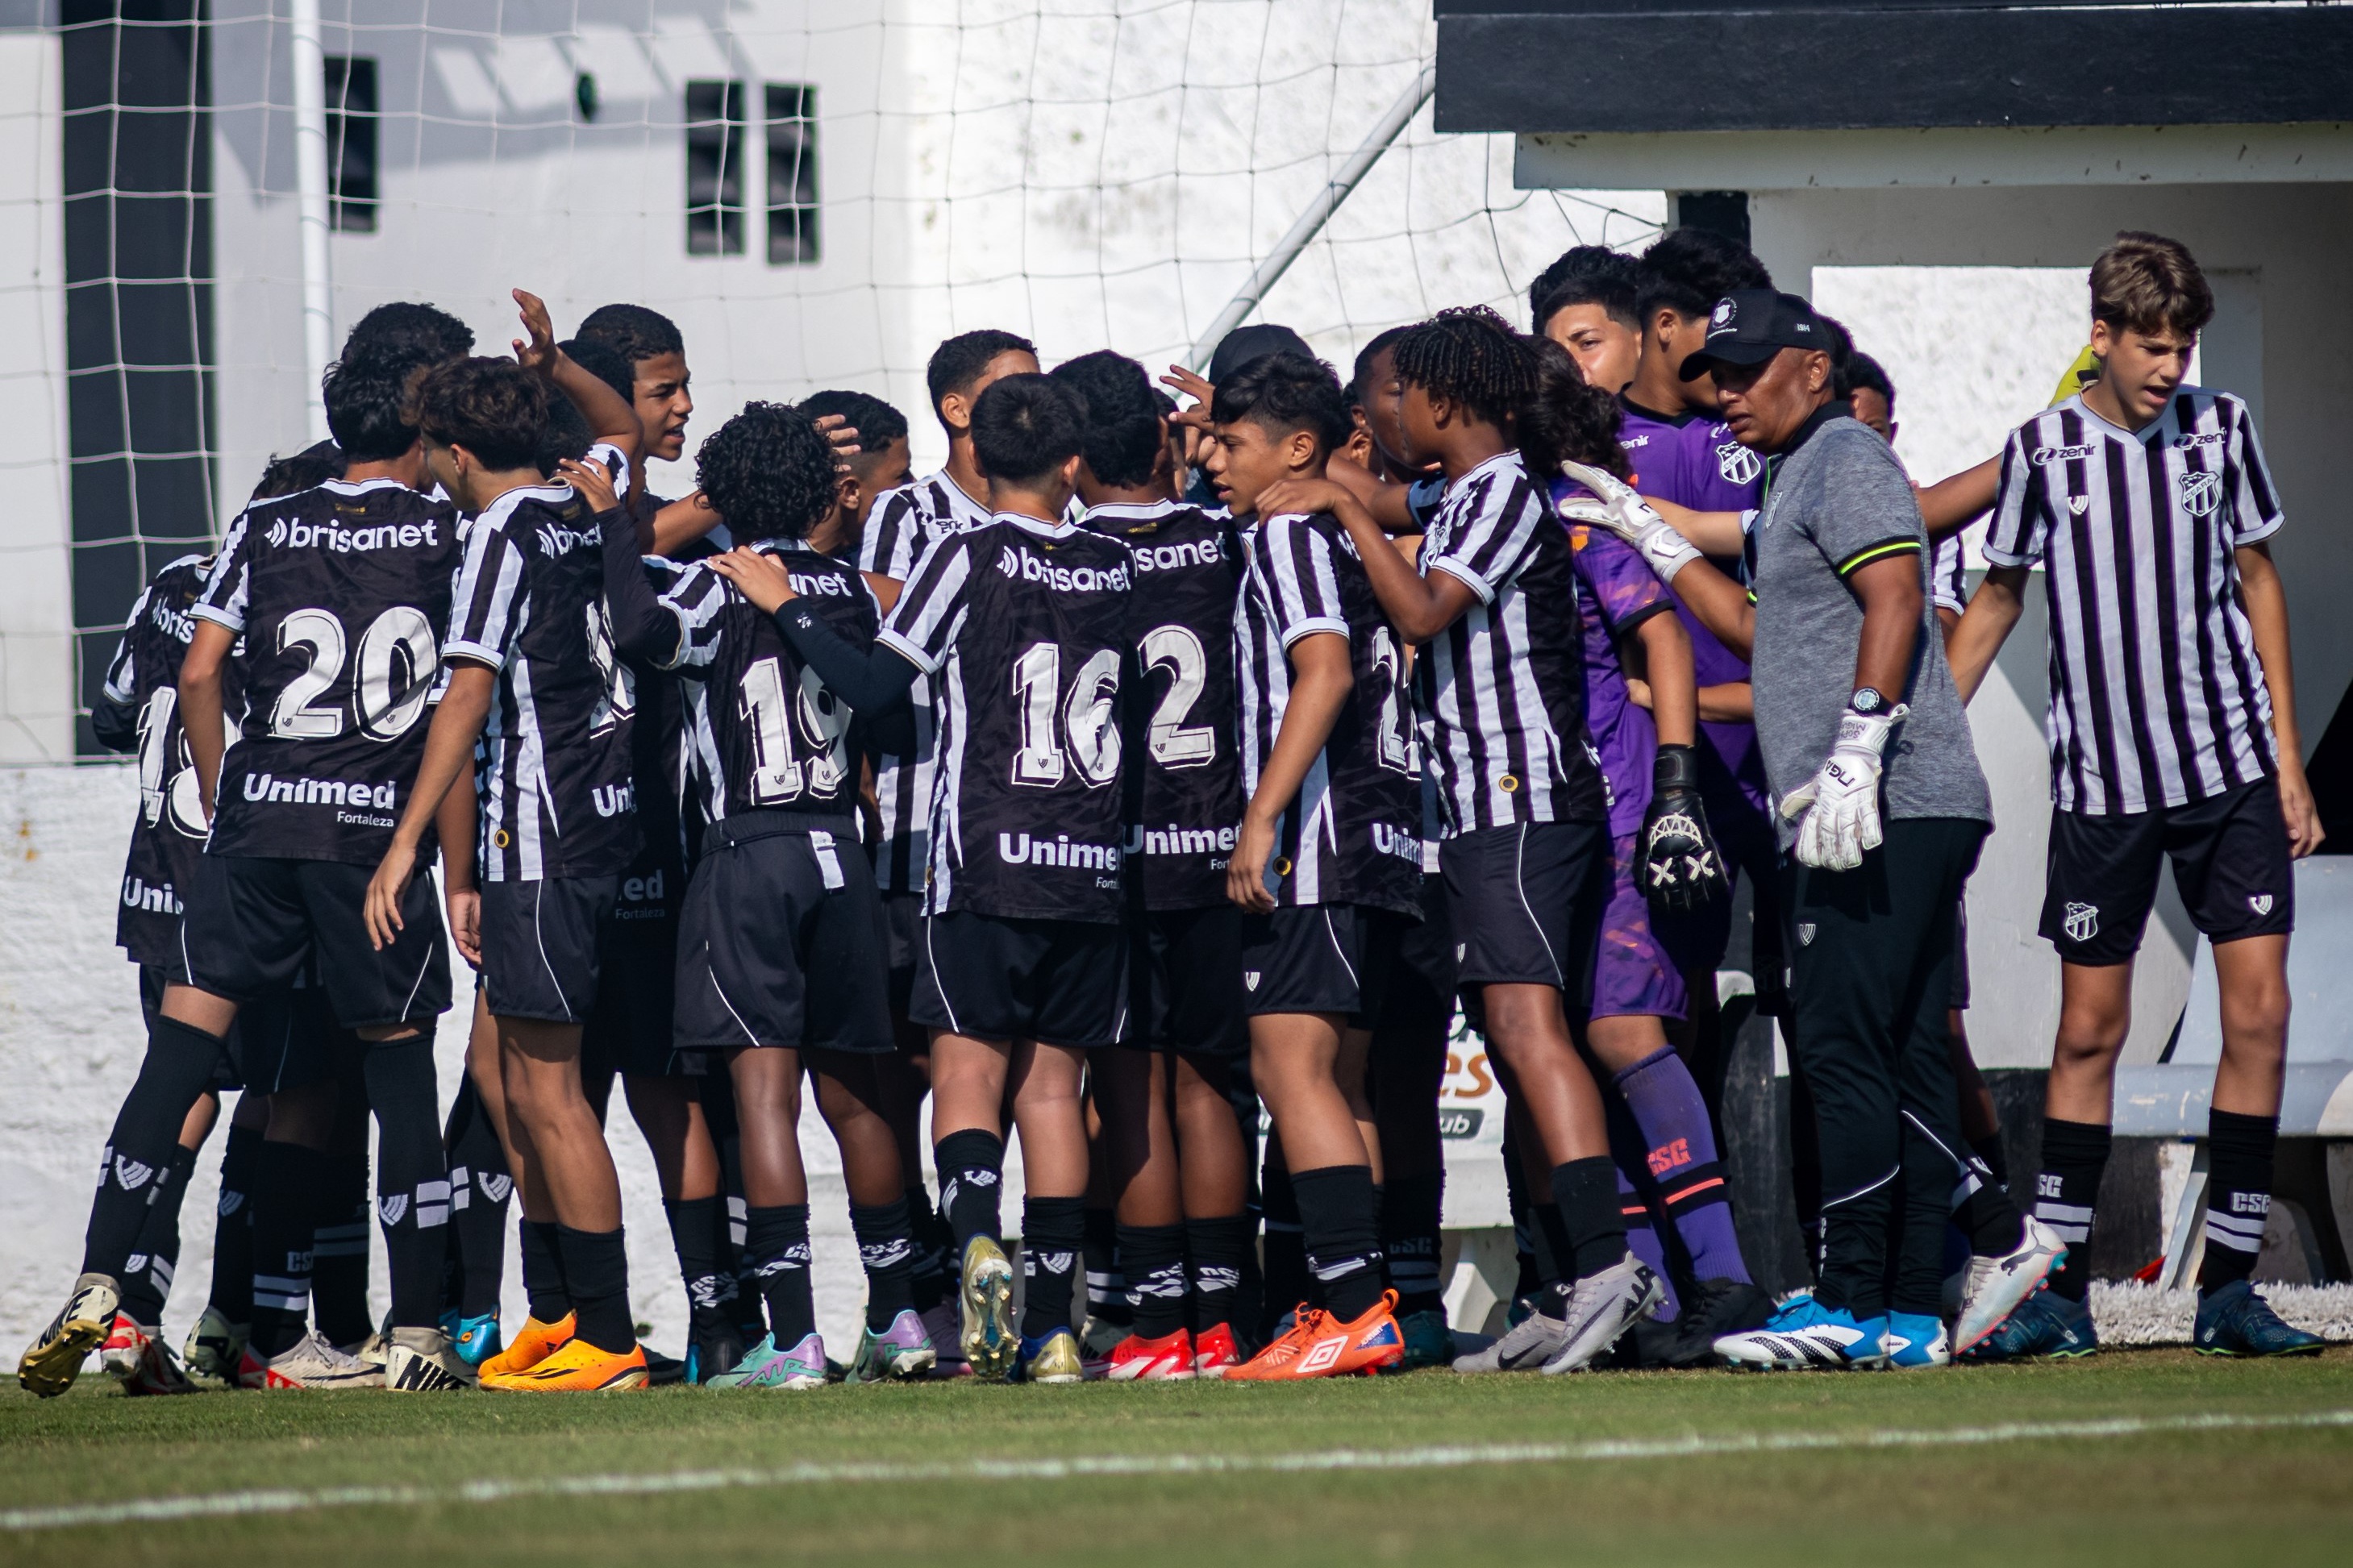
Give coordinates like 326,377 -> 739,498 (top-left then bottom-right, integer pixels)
19,223 -> 2325,1399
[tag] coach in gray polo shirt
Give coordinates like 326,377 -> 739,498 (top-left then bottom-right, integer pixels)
1668,291 -> 2061,1370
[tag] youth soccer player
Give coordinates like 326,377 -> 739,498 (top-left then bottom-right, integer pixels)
586,401 -> 930,1387
366,306 -> 650,1392
801,389 -> 914,559
1260,312 -> 1656,1375
1052,350 -> 1254,1379
577,302 -> 693,478
1534,246 -> 1644,397
1202,351 -> 1418,1380
1949,233 -> 2325,1359
16,351 -> 467,1399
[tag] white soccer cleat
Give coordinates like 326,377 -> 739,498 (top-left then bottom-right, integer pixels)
1953,1217 -> 2068,1355
385,1327 -> 473,1391
247,1329 -> 385,1390
1539,1254 -> 1664,1375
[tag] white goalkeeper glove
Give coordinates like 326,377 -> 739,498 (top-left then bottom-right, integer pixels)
1779,704 -> 1908,871
1554,460 -> 1701,584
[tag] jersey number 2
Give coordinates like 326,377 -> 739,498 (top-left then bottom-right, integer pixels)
1141,624 -> 1216,768
1011,641 -> 1122,788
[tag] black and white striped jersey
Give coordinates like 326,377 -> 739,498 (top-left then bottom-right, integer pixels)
1413,451 -> 1608,837
878,511 -> 1133,923
857,470 -> 992,897
444,445 -> 643,881
1235,511 -> 1422,916
1081,499 -> 1245,911
1984,389 -> 2284,815
640,541 -> 879,824
1930,533 -> 1970,616
102,553 -> 227,963
621,497 -> 693,888
192,478 -> 460,864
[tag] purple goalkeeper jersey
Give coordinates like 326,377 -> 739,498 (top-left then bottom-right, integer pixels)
1556,480 -> 1675,837
1618,397 -> 1771,813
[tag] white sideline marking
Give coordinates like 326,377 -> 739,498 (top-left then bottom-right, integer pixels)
6,1407 -> 2351,1533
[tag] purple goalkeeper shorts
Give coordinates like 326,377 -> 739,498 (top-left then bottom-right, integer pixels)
1590,832 -> 1693,1021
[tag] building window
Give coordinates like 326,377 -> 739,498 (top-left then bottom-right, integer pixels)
324,56 -> 377,233
765,84 -> 818,265
685,81 -> 746,256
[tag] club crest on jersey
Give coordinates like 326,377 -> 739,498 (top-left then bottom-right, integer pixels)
2068,496 -> 2091,514
1796,923 -> 1816,947
2249,892 -> 2274,917
2177,470 -> 2223,517
1716,443 -> 1761,486
2063,901 -> 2099,942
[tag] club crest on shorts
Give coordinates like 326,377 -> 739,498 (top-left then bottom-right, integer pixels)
1716,442 -> 1762,487
1243,971 -> 1261,992
2177,469 -> 2223,517
1796,922 -> 1816,946
2249,892 -> 2274,917
2063,901 -> 2100,942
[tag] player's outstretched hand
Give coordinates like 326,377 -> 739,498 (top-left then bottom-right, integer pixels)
510,288 -> 558,373
710,546 -> 799,613
1226,812 -> 1279,915
1160,364 -> 1215,429
446,886 -> 482,969
556,456 -> 618,515
364,842 -> 418,951
1256,476 -> 1356,522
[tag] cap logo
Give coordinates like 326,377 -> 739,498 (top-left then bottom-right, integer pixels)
1712,299 -> 1735,326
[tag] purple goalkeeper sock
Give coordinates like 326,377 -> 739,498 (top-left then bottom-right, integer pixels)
1616,1046 -> 1751,1286
1616,1163 -> 1680,1321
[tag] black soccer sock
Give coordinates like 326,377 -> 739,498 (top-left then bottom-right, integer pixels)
1530,1204 -> 1575,1305
1381,1171 -> 1446,1317
521,1219 -> 571,1323
664,1196 -> 735,1340
724,1196 -> 766,1343
1291,1165 -> 1385,1322
363,1037 -> 448,1330
906,1183 -> 951,1313
1550,1156 -> 1628,1282
2200,1109 -> 2279,1293
2034,1117 -> 2110,1303
1969,1133 -> 2010,1191
556,1225 -> 635,1354
746,1205 -> 815,1347
248,1142 -> 331,1358
310,1156 -> 374,1347
850,1197 -> 918,1332
208,1123 -> 262,1322
1116,1222 -> 1187,1339
1018,1196 -> 1085,1339
119,1143 -> 200,1327
1510,1207 -> 1543,1302
1185,1213 -> 1249,1332
1084,1204 -> 1131,1329
445,1076 -> 514,1320
1260,1149 -> 1312,1327
82,1017 -> 226,1279
934,1129 -> 1005,1251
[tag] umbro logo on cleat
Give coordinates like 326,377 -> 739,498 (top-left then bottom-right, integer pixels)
1297,1337 -> 1347,1375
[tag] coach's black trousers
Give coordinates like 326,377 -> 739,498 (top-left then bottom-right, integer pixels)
1785,817 -> 1984,1321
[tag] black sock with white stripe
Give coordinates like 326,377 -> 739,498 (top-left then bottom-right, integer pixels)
81,1016 -> 224,1280
850,1197 -> 916,1332
362,1038 -> 448,1329
1185,1214 -> 1249,1332
446,1076 -> 513,1319
935,1129 -> 1005,1251
310,1158 -> 373,1347
1085,1205 -> 1131,1330
1381,1171 -> 1446,1317
1291,1165 -> 1385,1322
1020,1196 -> 1086,1338
2034,1117 -> 2109,1303
664,1196 -> 735,1339
746,1205 -> 815,1347
208,1123 -> 261,1325
2199,1109 -> 2277,1293
1116,1222 -> 1187,1339
119,1142 -> 199,1327
248,1142 -> 330,1358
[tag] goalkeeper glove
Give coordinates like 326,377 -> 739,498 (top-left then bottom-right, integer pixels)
1553,460 -> 1701,584
1640,743 -> 1729,913
1779,704 -> 1908,871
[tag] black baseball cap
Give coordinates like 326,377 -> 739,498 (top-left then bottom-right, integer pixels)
1209,323 -> 1315,385
1679,289 -> 1830,381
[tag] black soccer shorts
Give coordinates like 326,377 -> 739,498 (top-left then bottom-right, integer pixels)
880,891 -> 926,1018
582,900 -> 682,1079
1122,905 -> 1247,1058
913,909 -> 1127,1047
178,854 -> 451,1030
479,876 -> 621,1025
1439,819 -> 1607,1002
2039,778 -> 2294,967
1238,903 -> 1405,1025
676,818 -> 892,1054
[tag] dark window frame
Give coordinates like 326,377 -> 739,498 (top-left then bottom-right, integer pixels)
323,55 -> 378,233
764,83 -> 818,265
685,80 -> 746,256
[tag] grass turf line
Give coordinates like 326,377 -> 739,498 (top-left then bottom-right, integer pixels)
3,1350 -> 2350,1566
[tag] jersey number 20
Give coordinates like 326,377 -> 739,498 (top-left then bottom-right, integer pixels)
270,605 -> 438,742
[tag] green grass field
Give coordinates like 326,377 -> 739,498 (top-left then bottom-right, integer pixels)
5,1350 -> 2351,1566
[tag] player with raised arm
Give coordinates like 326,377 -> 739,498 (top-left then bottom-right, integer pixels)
364,296 -> 650,1393
1948,234 -> 2325,1360
17,351 -> 468,1399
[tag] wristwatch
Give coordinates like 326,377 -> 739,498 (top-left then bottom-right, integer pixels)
1849,686 -> 1888,715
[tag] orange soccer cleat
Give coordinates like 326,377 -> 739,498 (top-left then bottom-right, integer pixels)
476,1312 -> 575,1381
478,1335 -> 648,1392
1101,1327 -> 1195,1382
1191,1321 -> 1243,1379
1225,1291 -> 1404,1382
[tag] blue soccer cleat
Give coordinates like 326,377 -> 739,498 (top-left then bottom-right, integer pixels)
2194,1279 -> 2326,1358
1714,1294 -> 1889,1370
1884,1312 -> 1951,1369
1960,1289 -> 2098,1362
